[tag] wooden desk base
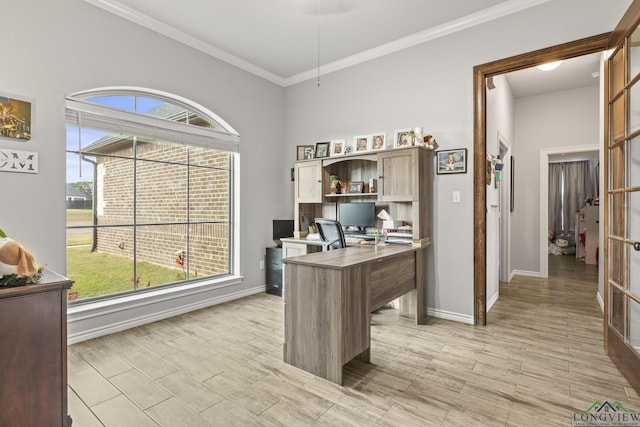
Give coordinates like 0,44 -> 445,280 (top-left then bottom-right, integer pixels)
283,245 -> 425,385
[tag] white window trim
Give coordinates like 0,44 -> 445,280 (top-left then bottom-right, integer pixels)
65,87 -> 244,343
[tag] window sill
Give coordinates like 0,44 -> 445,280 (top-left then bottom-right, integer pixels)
67,275 -> 252,344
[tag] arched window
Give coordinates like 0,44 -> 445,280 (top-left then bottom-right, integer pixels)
65,87 -> 239,302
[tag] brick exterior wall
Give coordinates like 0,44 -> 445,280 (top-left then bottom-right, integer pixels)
94,140 -> 230,280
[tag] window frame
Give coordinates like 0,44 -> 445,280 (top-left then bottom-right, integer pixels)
65,87 -> 242,342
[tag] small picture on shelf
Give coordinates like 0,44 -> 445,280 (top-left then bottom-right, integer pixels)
354,135 -> 370,153
330,139 -> 345,156
371,133 -> 386,151
315,141 -> 330,158
297,144 -> 314,160
348,181 -> 364,193
394,129 -> 411,148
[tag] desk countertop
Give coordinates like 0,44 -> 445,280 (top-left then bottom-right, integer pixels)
282,244 -> 421,269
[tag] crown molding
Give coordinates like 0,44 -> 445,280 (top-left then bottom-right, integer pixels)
84,0 -> 287,86
85,0 -> 550,88
283,0 -> 552,86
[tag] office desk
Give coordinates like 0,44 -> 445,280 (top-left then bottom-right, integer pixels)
282,244 -> 426,385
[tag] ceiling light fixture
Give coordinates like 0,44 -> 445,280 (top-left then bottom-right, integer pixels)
537,60 -> 562,71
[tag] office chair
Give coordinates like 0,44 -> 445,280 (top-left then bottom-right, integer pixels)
314,218 -> 347,251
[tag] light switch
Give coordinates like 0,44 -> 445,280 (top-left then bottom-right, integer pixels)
453,191 -> 461,203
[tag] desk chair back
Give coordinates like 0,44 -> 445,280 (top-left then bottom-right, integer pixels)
315,218 -> 346,251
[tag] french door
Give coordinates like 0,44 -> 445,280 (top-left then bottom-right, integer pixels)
604,0 -> 640,393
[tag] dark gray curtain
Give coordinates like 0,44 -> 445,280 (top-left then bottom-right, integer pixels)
549,163 -> 564,238
563,161 -> 589,233
549,160 -> 597,238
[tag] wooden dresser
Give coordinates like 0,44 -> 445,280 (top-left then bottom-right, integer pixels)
0,270 -> 73,426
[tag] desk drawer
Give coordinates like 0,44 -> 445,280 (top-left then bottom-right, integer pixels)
369,254 -> 416,310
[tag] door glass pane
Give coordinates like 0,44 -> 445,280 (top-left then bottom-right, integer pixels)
630,136 -> 640,187
631,81 -> 640,135
629,191 -> 640,240
631,243 -> 640,296
610,193 -> 626,238
631,27 -> 640,82
611,48 -> 625,96
612,97 -> 625,142
610,285 -> 626,337
630,297 -> 640,350
610,144 -> 625,190
609,239 -> 626,288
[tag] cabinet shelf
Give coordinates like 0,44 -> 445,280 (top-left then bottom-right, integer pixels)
325,193 -> 378,198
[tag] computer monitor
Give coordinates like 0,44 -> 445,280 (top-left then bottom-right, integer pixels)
272,219 -> 294,247
338,202 -> 376,233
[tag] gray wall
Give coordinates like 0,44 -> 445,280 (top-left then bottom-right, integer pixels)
512,85 -> 600,274
0,0 -> 629,323
0,0 -> 286,293
284,0 -> 628,320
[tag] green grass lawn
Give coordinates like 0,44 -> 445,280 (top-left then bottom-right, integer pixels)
67,246 -> 185,300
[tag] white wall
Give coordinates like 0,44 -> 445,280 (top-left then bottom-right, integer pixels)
0,0 -> 286,297
486,74 -> 515,308
512,85 -> 600,274
284,0 -> 627,321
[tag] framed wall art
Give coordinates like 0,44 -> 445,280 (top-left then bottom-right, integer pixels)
436,148 -> 467,174
0,94 -> 32,141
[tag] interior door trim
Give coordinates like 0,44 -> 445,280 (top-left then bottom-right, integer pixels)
473,33 -> 610,326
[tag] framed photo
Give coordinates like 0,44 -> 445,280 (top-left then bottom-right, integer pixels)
394,129 -> 411,148
315,141 -> 330,158
370,133 -> 386,151
348,181 -> 364,193
330,139 -> 345,156
354,135 -> 370,153
436,148 -> 467,174
0,94 -> 32,141
297,144 -> 314,160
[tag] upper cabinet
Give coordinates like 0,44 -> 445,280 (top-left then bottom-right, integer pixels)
293,146 -> 432,244
378,149 -> 418,202
294,160 -> 322,203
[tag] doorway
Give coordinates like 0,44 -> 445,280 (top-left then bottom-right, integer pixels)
473,33 -> 610,326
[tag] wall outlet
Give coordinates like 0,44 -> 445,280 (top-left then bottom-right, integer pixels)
259,259 -> 264,270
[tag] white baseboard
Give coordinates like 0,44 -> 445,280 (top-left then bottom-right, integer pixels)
597,291 -> 604,313
512,269 -> 540,278
487,291 -> 499,312
67,276 -> 263,344
427,307 -> 474,325
508,270 -> 516,281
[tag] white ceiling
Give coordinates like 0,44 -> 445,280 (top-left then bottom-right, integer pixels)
85,0 -> 603,95
85,0 -> 567,87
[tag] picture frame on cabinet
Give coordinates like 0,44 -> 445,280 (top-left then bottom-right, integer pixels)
314,141 -> 330,158
394,129 -> 411,148
330,139 -> 345,156
354,135 -> 370,153
348,181 -> 364,193
297,144 -> 314,160
371,133 -> 386,151
436,148 -> 467,174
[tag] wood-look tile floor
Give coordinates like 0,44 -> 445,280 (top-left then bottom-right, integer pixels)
68,255 -> 640,426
